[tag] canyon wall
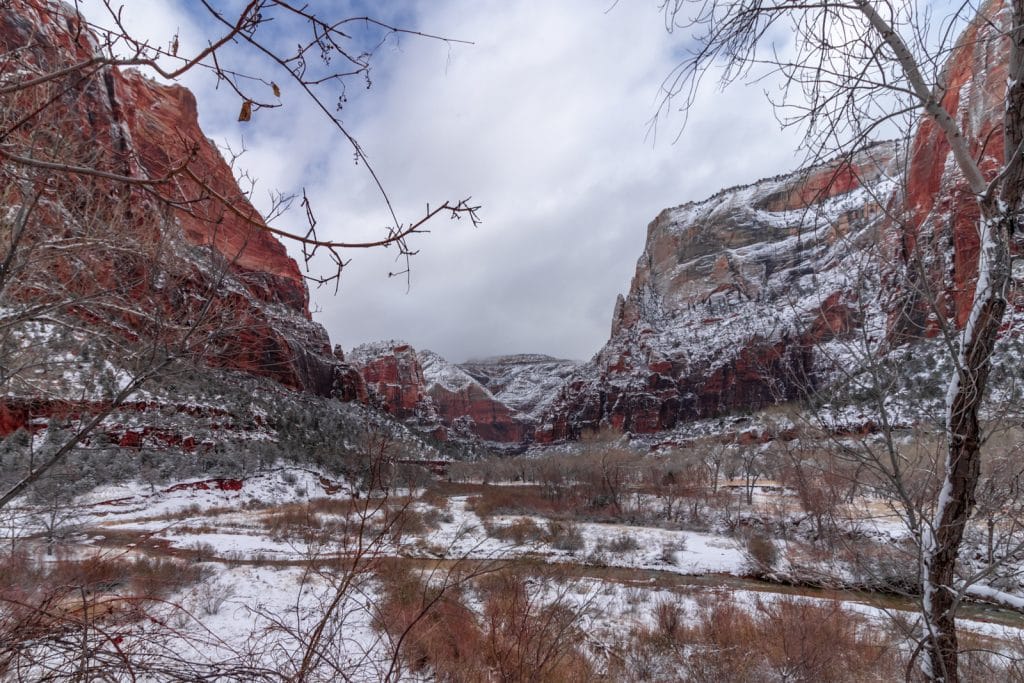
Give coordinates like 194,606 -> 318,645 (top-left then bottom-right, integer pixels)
0,0 -> 359,397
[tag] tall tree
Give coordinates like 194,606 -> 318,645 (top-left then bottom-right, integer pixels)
656,0 -> 1020,678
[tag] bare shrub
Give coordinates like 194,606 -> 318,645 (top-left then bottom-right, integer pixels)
653,598 -> 683,640
486,517 -> 546,546
195,579 -> 237,616
190,541 -> 218,563
621,594 -> 901,682
373,560 -> 487,681
744,533 -> 777,575
547,520 -> 585,553
419,506 -> 445,529
660,540 -> 686,565
605,532 -> 641,555
130,557 -> 208,597
467,486 -> 563,518
476,567 -> 595,682
0,551 -> 213,677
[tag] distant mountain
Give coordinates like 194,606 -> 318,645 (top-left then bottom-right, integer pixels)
459,355 -> 580,420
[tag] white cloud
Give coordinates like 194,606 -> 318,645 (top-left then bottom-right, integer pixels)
78,0 -> 804,362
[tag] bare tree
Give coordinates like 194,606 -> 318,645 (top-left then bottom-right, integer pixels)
656,0 -> 1021,677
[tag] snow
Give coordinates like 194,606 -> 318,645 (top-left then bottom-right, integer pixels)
461,355 -> 582,419
966,583 -> 1024,611
418,349 -> 480,393
9,463 -> 1024,680
348,339 -> 414,366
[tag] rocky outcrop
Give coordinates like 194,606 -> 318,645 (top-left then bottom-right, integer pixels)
539,1 -> 1024,442
538,143 -> 900,439
349,342 -> 431,419
0,0 -> 353,394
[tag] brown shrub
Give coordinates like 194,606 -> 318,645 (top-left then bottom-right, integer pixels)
264,507 -> 323,539
373,562 -> 593,682
130,557 -> 208,598
466,485 -> 575,518
605,532 -> 641,554
385,507 -> 432,544
547,520 -> 585,553
744,533 -> 778,574
622,594 -> 902,682
476,568 -> 594,683
485,517 -> 546,545
373,560 -> 487,681
653,598 -> 683,640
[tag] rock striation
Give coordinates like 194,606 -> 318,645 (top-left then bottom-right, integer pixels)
884,0 -> 1024,337
537,0 -> 1024,441
419,351 -> 534,444
4,0 -> 1021,451
460,355 -> 581,420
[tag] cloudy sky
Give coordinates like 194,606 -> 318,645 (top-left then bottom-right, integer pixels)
83,0 -> 804,362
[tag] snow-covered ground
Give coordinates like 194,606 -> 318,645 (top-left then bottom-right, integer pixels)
8,467 -> 1024,678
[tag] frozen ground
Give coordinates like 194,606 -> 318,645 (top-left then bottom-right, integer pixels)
7,466 -> 1024,678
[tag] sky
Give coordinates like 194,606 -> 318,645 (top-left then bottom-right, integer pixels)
80,0 -> 805,363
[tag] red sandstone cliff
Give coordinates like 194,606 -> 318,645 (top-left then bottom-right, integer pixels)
418,351 -> 533,443
0,0 -> 358,396
349,342 -> 431,419
348,342 -> 535,445
539,1 -> 1024,441
885,0 -> 1024,336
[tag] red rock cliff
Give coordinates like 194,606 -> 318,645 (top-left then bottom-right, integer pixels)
350,342 -> 430,419
541,1 -> 1024,442
349,342 -> 534,444
886,0 -> 1023,335
0,0 -> 354,394
418,350 -> 533,444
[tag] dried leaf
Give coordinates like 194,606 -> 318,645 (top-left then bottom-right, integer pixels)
271,82 -> 281,98
238,100 -> 252,122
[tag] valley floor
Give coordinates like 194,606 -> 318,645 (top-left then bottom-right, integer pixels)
5,465 -> 1024,680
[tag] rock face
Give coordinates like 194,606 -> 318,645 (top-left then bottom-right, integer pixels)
419,351 -> 534,443
0,0 -> 356,395
538,143 -> 901,439
349,342 -> 432,419
538,1 -> 1024,441
347,342 -> 534,444
5,0 -> 1020,451
460,355 -> 581,420
885,0 -> 1024,336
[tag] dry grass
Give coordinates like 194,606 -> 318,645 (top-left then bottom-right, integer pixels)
0,548 -> 209,670
467,486 -> 567,518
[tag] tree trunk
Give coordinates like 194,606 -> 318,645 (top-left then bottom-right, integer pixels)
922,201 -> 1011,682
987,518 -> 995,567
